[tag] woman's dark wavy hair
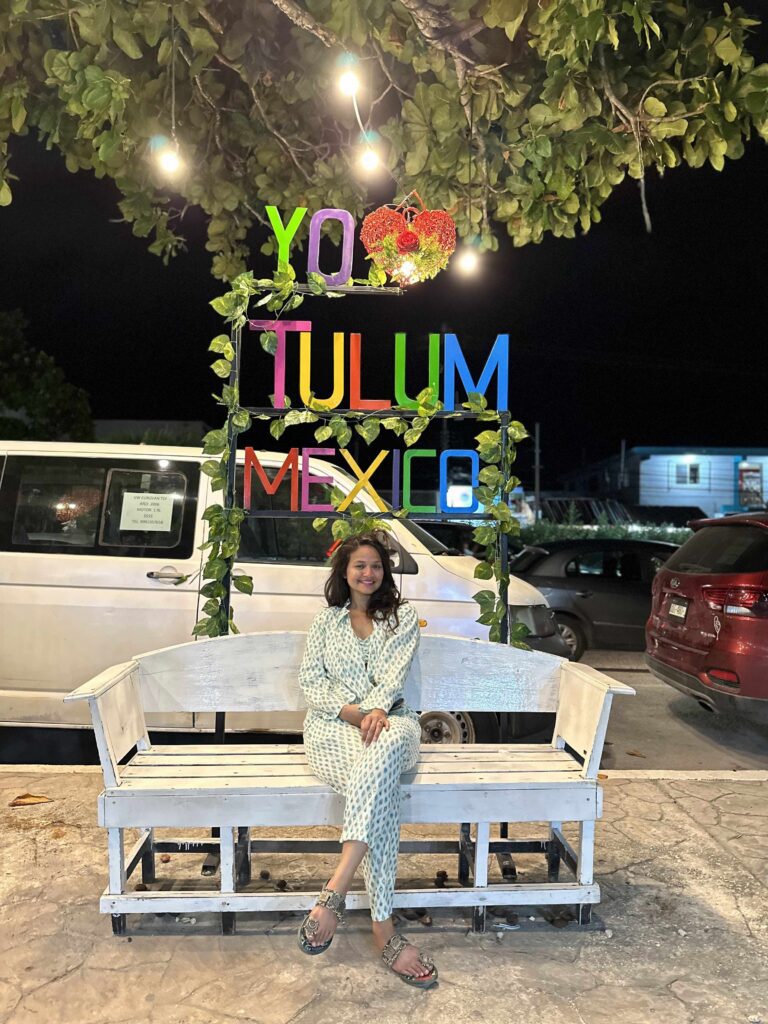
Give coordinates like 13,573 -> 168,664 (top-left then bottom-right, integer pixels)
324,532 -> 403,628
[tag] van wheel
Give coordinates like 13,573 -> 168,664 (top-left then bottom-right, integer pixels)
419,711 -> 499,744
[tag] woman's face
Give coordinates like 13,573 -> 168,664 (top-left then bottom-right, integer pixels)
345,545 -> 384,604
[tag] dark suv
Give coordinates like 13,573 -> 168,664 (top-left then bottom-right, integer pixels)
645,513 -> 768,722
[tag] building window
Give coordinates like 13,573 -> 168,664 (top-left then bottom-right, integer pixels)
674,462 -> 701,486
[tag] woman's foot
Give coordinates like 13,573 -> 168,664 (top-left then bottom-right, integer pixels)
372,919 -> 435,980
297,885 -> 346,955
304,903 -> 339,947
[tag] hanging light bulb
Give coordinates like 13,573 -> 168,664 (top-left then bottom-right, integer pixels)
338,70 -> 360,97
456,246 -> 480,275
156,143 -> 184,177
358,147 -> 380,173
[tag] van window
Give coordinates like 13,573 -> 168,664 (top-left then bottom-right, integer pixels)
0,456 -> 199,558
236,465 -> 339,564
236,465 -> 417,572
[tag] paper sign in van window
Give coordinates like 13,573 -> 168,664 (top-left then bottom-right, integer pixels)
119,491 -> 175,532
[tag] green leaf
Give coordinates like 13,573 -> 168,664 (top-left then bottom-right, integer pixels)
270,418 -> 287,440
209,334 -> 234,355
315,424 -> 334,442
211,359 -> 232,378
473,561 -> 494,580
0,182 -> 11,207
232,409 -> 251,431
643,97 -> 667,118
313,517 -> 329,531
113,26 -> 142,58
233,574 -> 254,595
355,419 -> 381,444
307,271 -> 327,295
259,331 -> 277,355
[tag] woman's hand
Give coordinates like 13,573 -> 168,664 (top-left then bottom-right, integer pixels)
360,708 -> 389,747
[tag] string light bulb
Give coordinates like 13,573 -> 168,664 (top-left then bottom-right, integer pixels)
456,246 -> 480,275
156,144 -> 184,177
358,147 -> 380,173
338,70 -> 360,97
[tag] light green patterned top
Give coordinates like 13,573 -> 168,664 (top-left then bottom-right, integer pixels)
299,602 -> 420,721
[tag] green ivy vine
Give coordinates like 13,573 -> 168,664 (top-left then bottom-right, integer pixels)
196,269 -> 530,648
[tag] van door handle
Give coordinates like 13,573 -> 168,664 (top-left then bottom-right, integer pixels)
147,566 -> 186,582
576,590 -> 592,598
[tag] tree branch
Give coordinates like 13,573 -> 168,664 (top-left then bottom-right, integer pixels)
398,0 -> 479,66
268,0 -> 340,47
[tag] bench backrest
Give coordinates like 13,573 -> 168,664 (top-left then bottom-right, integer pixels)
66,631 -> 634,784
133,631 -> 564,714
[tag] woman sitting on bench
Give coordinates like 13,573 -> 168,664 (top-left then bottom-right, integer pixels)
297,533 -> 438,989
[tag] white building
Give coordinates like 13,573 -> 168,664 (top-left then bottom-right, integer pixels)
560,447 -> 768,520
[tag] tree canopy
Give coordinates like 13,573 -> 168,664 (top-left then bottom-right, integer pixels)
0,310 -> 93,440
1,0 -> 766,279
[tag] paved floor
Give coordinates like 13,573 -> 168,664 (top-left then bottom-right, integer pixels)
585,651 -> 768,772
1,765 -> 767,1024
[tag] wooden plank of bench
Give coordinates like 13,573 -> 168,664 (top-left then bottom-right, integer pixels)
121,759 -> 578,779
131,749 -> 575,767
100,780 -> 599,829
109,768 -> 589,791
101,882 -> 600,915
146,743 -> 560,756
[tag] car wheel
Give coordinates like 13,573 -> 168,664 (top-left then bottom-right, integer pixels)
419,710 -> 499,744
418,711 -> 550,744
555,615 -> 586,661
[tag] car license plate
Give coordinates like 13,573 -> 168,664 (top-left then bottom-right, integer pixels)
668,598 -> 689,622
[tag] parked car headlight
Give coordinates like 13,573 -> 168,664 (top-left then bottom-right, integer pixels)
509,604 -> 556,638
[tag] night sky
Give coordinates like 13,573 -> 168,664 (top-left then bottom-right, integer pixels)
1,82 -> 767,487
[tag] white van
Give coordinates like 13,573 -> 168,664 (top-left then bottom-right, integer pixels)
0,441 -> 567,742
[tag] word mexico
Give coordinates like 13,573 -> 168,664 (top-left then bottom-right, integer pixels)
243,445 -> 486,514
248,320 -> 510,413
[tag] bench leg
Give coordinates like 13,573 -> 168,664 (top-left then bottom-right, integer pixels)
458,823 -> 471,886
546,821 -> 562,882
577,820 -> 595,885
108,829 -> 127,937
472,906 -> 487,933
470,823 -> 490,934
495,821 -> 517,880
107,828 -> 126,895
577,904 -> 592,926
236,827 -> 251,887
220,827 -> 237,936
141,828 -> 156,885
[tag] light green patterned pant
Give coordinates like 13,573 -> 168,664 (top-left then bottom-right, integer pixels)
304,712 -> 421,921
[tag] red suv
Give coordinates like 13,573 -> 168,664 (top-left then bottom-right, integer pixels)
645,512 -> 768,723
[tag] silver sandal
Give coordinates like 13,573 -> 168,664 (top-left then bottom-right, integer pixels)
297,886 -> 346,955
381,932 -> 438,988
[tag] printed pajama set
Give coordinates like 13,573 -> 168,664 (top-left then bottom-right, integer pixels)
299,601 -> 422,921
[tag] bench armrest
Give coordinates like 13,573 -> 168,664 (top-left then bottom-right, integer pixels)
64,661 -> 140,702
63,660 -> 148,787
555,662 -> 635,779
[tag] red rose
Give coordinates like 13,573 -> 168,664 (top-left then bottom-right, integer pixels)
396,230 -> 420,254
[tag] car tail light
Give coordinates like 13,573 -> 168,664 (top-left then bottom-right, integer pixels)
702,668 -> 740,690
702,586 -> 768,617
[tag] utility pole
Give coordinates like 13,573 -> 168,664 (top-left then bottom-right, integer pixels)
619,438 -> 626,492
534,422 -> 541,521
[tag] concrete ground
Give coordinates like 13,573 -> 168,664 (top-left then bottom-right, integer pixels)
1,765 -> 767,1024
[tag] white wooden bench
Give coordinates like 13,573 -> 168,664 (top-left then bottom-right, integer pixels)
65,632 -> 634,935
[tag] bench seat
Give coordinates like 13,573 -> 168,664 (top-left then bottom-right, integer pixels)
102,743 -> 599,828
